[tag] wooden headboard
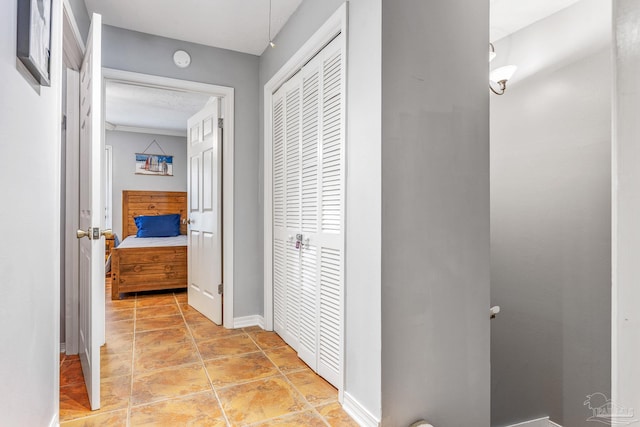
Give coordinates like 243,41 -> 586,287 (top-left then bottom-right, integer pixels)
122,190 -> 187,237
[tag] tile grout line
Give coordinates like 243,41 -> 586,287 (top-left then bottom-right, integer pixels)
245,332 -> 333,427
125,291 -> 138,427
178,296 -> 233,427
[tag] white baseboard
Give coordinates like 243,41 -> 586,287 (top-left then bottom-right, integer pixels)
506,417 -> 561,427
49,412 -> 58,427
233,315 -> 264,329
60,342 -> 66,354
343,392 -> 380,427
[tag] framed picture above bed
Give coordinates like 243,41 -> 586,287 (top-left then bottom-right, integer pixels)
17,0 -> 52,86
135,153 -> 174,176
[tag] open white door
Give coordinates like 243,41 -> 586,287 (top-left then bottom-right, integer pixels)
187,98 -> 223,325
76,13 -> 104,410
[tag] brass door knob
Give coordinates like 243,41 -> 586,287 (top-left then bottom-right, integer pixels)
76,229 -> 90,239
101,229 -> 113,238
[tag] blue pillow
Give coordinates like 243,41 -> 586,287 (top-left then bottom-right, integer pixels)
134,214 -> 181,238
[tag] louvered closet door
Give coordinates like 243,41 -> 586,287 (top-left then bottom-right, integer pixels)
272,33 -> 345,389
273,75 -> 303,350
314,35 -> 345,388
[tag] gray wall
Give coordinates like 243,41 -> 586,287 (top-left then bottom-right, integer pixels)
612,0 -> 640,415
102,26 -> 261,318
259,0 -> 384,420
107,131 -> 187,239
380,0 -> 490,425
0,0 -> 62,424
490,8 -> 611,426
67,0 -> 89,43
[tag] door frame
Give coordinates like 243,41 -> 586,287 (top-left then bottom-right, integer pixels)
62,0 -> 86,355
262,2 -> 347,397
263,3 -> 346,332
101,68 -> 236,327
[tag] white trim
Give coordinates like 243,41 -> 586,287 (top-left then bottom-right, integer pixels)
233,315 -> 265,329
611,0 -> 619,406
343,392 -> 380,427
64,68 -> 80,356
102,68 -> 235,328
106,124 -> 187,138
49,412 -> 59,427
505,417 -> 559,427
263,1 -> 347,331
104,145 -> 112,230
60,342 -> 66,354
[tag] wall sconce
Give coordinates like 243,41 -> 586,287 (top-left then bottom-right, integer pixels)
489,43 -> 517,96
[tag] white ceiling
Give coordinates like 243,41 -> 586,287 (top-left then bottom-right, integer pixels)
490,0 -> 582,41
84,0 -> 303,55
105,82 -> 212,136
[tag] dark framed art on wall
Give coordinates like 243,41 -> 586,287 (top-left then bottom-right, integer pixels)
17,0 -> 52,86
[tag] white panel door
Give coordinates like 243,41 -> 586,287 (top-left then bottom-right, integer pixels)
187,98 -> 223,324
77,13 -> 103,410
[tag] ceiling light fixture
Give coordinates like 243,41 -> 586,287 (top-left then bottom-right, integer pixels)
489,43 -> 517,96
268,0 -> 275,48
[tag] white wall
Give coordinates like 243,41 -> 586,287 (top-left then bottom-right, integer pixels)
0,0 -> 63,425
490,2 -> 612,425
343,0 -> 382,422
107,131 -> 187,239
613,0 -> 640,415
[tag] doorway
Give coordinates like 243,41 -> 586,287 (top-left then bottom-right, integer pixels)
101,69 -> 236,327
489,1 -> 612,425
62,69 -> 237,363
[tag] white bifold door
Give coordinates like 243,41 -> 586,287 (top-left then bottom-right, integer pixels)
272,34 -> 345,388
187,98 -> 223,325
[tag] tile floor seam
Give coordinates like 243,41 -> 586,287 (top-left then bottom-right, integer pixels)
128,389 -> 212,409
243,408 -> 330,427
60,408 -> 127,426
246,333 -> 326,423
251,333 -> 335,427
64,287 -> 355,426
125,291 -> 138,427
178,293 -> 232,427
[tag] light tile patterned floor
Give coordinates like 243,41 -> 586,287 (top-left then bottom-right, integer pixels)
59,281 -> 358,426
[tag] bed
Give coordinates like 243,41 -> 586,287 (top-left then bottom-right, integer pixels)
110,190 -> 188,300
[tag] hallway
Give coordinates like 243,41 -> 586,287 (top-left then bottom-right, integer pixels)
59,280 -> 357,426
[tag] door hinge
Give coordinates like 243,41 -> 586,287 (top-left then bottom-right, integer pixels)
61,114 -> 67,130
218,118 -> 223,129
218,283 -> 223,295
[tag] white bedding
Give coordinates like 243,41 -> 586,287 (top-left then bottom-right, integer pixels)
117,235 -> 187,249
